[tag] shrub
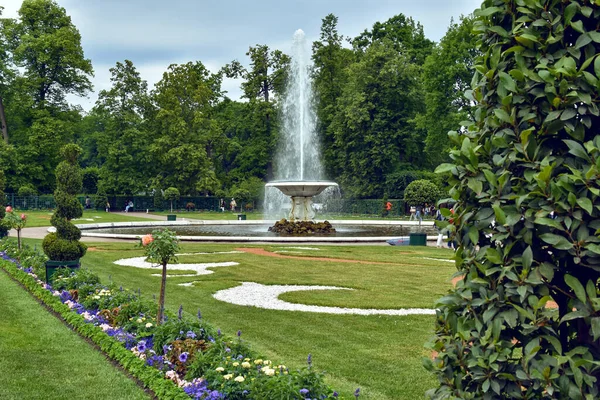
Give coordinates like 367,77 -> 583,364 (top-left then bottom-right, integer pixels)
42,144 -> 87,262
17,184 -> 37,197
163,187 -> 180,212
0,170 -> 8,238
427,1 -> 600,399
403,179 -> 441,208
185,202 -> 195,211
82,166 -> 100,194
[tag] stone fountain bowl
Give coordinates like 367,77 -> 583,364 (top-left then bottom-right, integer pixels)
265,181 -> 338,197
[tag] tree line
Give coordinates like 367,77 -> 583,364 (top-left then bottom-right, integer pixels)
0,0 -> 478,201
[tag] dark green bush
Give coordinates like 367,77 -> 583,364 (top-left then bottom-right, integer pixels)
17,184 -> 37,197
42,233 -> 87,261
428,1 -> 600,398
0,170 -> 8,238
403,179 -> 441,207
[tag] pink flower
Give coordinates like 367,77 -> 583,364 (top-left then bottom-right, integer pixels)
20,213 -> 26,220
142,234 -> 154,246
5,206 -> 12,213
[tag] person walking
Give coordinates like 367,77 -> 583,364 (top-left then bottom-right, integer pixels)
435,208 -> 444,247
230,198 -> 237,212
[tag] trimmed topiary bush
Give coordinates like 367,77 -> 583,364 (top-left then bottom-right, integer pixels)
163,187 -> 180,213
428,1 -> 600,398
403,179 -> 441,208
0,171 -> 9,238
43,144 -> 87,262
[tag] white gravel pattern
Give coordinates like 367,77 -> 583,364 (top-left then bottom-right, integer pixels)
213,282 -> 436,316
423,257 -> 455,263
114,256 -> 239,275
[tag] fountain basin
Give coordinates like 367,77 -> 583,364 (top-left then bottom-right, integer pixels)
266,181 -> 338,221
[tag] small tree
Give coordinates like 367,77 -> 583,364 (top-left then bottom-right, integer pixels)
17,184 -> 37,197
5,207 -> 26,250
141,229 -> 179,324
163,187 -> 180,213
42,144 -> 87,262
403,179 -> 441,208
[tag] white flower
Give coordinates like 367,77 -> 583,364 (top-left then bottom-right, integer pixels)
99,323 -> 111,331
262,367 -> 275,376
215,367 -> 225,372
136,318 -> 143,323
223,374 -> 233,380
145,322 -> 153,328
232,362 -> 239,367
241,362 -> 251,369
234,376 -> 245,382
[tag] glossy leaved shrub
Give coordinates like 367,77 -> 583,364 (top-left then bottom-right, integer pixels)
43,144 -> 87,261
428,1 -> 600,398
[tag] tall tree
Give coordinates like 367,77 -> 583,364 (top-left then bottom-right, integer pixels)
312,14 -> 354,178
224,45 -> 290,180
352,14 -> 434,63
94,60 -> 151,195
329,40 -> 425,198
0,6 -> 12,144
418,15 -> 478,166
149,61 -> 223,195
7,0 -> 93,107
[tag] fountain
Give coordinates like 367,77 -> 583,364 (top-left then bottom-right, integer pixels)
266,29 -> 337,221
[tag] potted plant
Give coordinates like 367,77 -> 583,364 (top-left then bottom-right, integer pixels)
42,144 -> 87,282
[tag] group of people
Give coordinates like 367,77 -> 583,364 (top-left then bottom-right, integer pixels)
220,198 -> 237,212
407,203 -> 437,222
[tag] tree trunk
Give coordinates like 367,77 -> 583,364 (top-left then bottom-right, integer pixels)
0,95 -> 8,144
157,261 -> 167,324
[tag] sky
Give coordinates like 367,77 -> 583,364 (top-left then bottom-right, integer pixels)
2,0 -> 482,110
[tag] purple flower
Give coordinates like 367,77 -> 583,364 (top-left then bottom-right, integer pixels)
163,344 -> 171,355
178,304 -> 183,320
137,340 -> 147,352
300,388 -> 310,396
237,330 -> 242,337
197,309 -> 202,319
186,330 -> 197,339
354,388 -> 360,398
307,353 -> 312,367
333,391 -> 339,398
225,347 -> 231,353
179,352 -> 189,363
217,329 -> 221,336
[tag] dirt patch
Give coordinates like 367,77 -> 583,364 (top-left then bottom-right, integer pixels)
85,247 -> 109,252
235,247 -> 395,265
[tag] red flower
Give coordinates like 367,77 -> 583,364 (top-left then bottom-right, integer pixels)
20,213 -> 27,220
5,206 -> 12,213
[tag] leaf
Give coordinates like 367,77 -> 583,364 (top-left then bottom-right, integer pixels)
565,274 -> 587,303
494,109 -> 512,123
468,226 -> 479,245
539,233 -> 573,250
492,203 -> 506,225
577,197 -> 593,215
564,139 -> 591,162
564,2 -> 578,25
499,72 -> 517,92
592,318 -> 600,341
560,108 -> 577,121
595,56 -> 600,78
522,246 -> 532,269
434,163 -> 455,174
575,33 -> 592,49
476,6 -> 502,17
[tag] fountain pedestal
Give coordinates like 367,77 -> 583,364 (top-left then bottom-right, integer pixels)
266,181 -> 338,221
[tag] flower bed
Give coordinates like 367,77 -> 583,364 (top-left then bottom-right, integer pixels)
0,241 -> 342,399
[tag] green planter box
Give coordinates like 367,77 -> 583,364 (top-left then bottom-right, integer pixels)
409,233 -> 427,246
167,215 -> 176,221
46,259 -> 80,283
237,214 -> 247,220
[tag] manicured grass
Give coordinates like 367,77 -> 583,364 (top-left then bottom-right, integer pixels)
18,210 -> 159,228
75,241 -> 456,399
0,265 -> 149,400
152,210 -> 266,220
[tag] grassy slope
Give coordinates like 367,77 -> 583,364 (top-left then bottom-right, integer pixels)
0,266 -> 149,400
79,241 -> 456,399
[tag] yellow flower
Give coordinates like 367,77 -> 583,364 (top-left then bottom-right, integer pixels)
254,359 -> 263,365
136,318 -> 143,323
263,367 -> 275,376
234,376 -> 245,383
244,358 -> 250,362
223,374 -> 233,380
241,362 -> 251,369
215,367 -> 225,372
264,360 -> 271,366
232,362 -> 239,367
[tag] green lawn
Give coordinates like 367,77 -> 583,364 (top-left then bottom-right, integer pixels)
0,265 -> 149,400
19,210 -> 158,227
74,241 -> 456,399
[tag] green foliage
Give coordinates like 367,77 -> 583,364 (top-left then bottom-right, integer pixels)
230,176 -> 264,204
142,228 -> 179,267
403,179 -> 441,207
385,169 -> 443,199
43,143 -> 86,261
163,187 -> 180,202
82,166 -> 100,194
428,1 -> 600,398
17,184 -> 36,197
0,170 -> 7,237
